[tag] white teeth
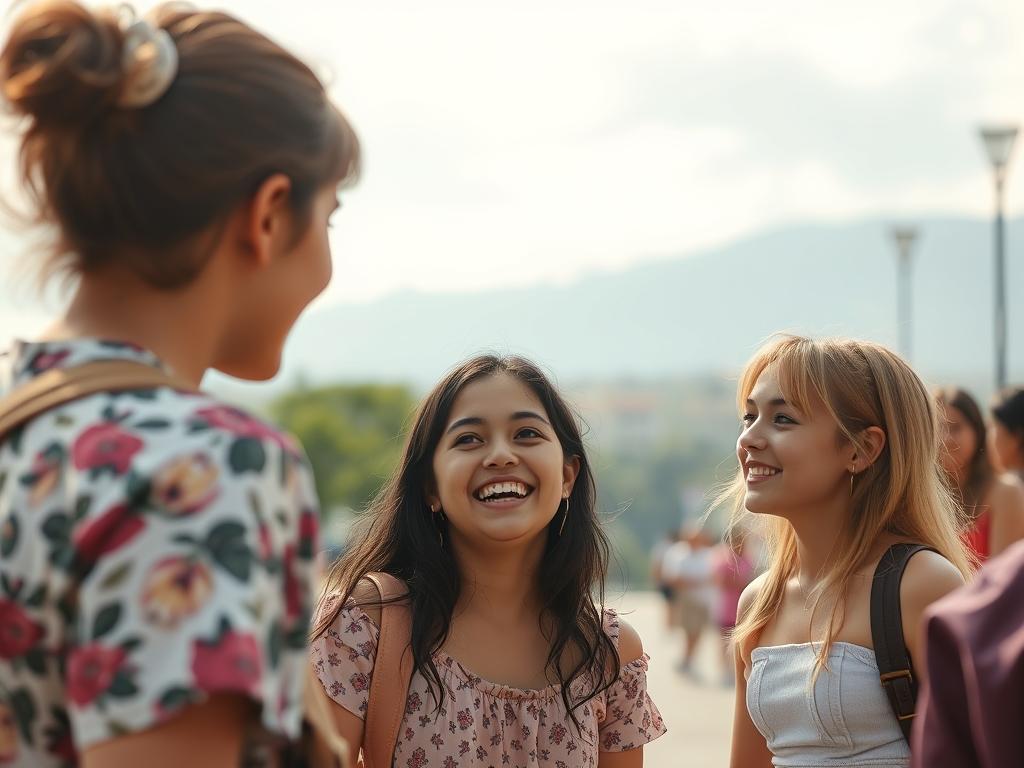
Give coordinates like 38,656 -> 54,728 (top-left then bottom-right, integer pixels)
478,481 -> 529,500
748,466 -> 779,477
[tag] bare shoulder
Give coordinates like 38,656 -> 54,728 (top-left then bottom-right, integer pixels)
989,473 -> 1024,508
900,549 -> 965,617
614,617 -> 645,665
737,571 -> 769,620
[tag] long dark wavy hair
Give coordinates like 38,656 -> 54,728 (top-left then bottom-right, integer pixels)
312,354 -> 618,729
937,387 -> 994,515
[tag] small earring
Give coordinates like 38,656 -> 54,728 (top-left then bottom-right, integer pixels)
849,468 -> 855,497
557,496 -> 569,537
430,505 -> 444,548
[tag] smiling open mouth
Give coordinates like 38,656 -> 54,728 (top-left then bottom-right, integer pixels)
473,481 -> 534,503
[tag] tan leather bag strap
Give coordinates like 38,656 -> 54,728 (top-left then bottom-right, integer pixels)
361,572 -> 414,768
0,360 -> 194,441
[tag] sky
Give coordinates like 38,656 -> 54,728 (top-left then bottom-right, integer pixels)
1,0 -> 1022,336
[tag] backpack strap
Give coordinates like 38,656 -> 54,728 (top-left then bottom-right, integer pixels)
0,359 -> 194,441
870,542 -> 935,743
361,572 -> 414,768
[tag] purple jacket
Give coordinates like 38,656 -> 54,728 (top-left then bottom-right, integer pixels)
912,540 -> 1024,768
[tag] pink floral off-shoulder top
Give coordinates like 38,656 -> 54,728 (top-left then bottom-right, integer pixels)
311,599 -> 666,767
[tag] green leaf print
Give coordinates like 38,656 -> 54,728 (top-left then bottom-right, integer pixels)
268,623 -> 283,669
107,669 -> 139,698
24,583 -> 47,608
24,647 -> 47,676
73,494 -> 92,522
0,573 -> 21,598
10,688 -> 36,745
92,603 -> 122,640
56,593 -> 76,626
8,426 -> 25,456
125,472 -> 151,508
98,561 -> 133,591
204,521 -> 252,581
228,437 -> 266,474
134,419 -> 173,430
41,512 -> 71,543
0,515 -> 18,558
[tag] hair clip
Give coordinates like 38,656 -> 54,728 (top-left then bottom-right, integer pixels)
117,20 -> 178,109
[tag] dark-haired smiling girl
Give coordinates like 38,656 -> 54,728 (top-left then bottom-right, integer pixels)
310,355 -> 666,767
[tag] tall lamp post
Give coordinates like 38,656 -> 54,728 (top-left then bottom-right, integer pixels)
890,226 -> 918,361
979,125 -> 1018,390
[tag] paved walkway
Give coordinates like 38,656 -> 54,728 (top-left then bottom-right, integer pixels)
611,591 -> 733,767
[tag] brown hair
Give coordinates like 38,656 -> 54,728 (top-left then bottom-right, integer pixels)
315,355 -> 618,732
1,1 -> 360,288
936,387 -> 994,514
992,387 -> 1024,442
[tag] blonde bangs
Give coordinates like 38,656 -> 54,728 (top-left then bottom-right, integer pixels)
738,335 -> 827,421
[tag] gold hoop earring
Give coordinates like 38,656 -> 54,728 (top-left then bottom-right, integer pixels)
849,469 -> 855,497
557,496 -> 569,537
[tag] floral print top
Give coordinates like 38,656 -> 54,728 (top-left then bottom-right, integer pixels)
0,339 -> 320,767
311,599 -> 666,767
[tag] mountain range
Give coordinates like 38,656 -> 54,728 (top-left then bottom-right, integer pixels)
262,215 -> 1024,398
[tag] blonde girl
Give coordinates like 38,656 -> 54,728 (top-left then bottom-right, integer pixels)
725,336 -> 971,768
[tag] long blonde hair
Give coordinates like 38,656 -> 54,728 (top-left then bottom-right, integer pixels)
720,335 -> 972,665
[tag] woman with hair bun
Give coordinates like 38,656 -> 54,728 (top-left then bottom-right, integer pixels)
0,1 -> 360,765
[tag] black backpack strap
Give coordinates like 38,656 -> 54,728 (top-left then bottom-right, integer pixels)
870,542 -> 935,743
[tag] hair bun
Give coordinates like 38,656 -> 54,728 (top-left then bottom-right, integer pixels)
1,1 -> 126,128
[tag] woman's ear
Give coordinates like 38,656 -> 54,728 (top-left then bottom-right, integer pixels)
424,482 -> 441,512
239,173 -> 292,267
854,426 -> 887,471
562,455 -> 581,498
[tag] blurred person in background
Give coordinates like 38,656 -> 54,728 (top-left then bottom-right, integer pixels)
990,387 -> 1024,480
0,1 -> 360,765
661,522 -> 716,678
712,528 -> 756,686
936,388 -> 1024,562
649,527 -> 680,629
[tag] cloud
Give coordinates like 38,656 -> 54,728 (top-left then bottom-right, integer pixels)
1,0 -> 1021,310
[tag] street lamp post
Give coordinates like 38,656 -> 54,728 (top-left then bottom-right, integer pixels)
890,226 -> 918,361
979,125 -> 1019,390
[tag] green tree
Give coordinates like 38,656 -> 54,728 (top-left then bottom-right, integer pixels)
270,383 -> 417,517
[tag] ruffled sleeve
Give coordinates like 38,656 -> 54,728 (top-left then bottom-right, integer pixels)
599,653 -> 667,751
597,609 -> 667,752
310,599 -> 379,719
